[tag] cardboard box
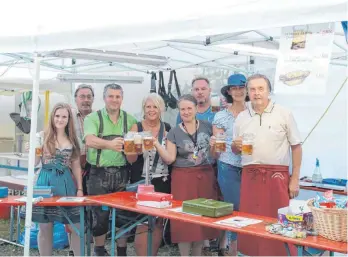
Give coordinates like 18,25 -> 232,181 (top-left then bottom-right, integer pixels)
278,200 -> 313,230
136,191 -> 173,208
183,198 -> 233,217
136,191 -> 173,202
137,184 -> 154,194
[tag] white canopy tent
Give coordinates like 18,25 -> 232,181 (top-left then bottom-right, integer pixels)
0,0 -> 347,53
0,0 -> 347,255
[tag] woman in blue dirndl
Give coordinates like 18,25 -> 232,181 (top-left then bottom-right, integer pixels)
31,103 -> 83,256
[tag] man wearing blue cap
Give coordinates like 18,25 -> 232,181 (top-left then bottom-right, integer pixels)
176,76 -> 216,124
212,73 -> 249,256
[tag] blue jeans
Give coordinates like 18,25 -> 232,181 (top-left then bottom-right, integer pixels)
217,160 -> 242,242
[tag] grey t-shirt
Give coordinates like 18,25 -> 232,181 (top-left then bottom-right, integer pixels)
167,120 -> 213,167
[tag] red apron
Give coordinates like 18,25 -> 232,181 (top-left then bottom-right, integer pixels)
238,164 -> 295,256
171,165 -> 220,243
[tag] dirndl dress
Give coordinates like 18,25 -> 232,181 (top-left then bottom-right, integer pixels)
32,147 -> 80,224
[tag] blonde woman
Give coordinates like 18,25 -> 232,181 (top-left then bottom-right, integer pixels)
31,103 -> 83,256
128,93 -> 171,256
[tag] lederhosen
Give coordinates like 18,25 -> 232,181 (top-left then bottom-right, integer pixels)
87,110 -> 131,237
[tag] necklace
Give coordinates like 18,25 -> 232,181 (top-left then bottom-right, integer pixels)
143,121 -> 160,138
182,120 -> 199,159
144,119 -> 159,128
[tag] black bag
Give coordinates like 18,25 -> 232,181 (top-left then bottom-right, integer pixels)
157,71 -> 171,110
150,72 -> 157,93
9,113 -> 31,134
166,70 -> 181,110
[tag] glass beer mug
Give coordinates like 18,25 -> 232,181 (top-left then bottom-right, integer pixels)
211,95 -> 221,113
215,132 -> 226,153
35,133 -> 43,156
142,131 -> 154,151
134,133 -> 143,154
124,132 -> 136,155
242,133 -> 254,155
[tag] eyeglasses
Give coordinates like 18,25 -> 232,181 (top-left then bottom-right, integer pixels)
77,95 -> 93,100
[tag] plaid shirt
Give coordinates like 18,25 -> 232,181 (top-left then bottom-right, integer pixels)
72,109 -> 88,156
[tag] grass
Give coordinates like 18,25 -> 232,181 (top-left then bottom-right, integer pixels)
0,216 -> 181,256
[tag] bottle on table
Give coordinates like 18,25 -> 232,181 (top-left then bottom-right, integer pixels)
312,158 -> 323,184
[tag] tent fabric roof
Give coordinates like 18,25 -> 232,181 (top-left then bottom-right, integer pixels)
0,0 -> 347,53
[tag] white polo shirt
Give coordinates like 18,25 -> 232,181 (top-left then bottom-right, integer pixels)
233,101 -> 302,166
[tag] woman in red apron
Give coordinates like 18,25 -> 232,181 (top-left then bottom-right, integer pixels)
156,94 -> 220,256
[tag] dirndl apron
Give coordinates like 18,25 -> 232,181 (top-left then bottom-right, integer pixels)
238,164 -> 296,256
170,165 -> 220,243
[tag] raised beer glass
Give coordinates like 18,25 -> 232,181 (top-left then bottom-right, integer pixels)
35,133 -> 43,156
124,133 -> 136,155
211,96 -> 220,113
143,131 -> 154,151
242,133 -> 254,155
215,132 -> 226,153
134,133 -> 143,154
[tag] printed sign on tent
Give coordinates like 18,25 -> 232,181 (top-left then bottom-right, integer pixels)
274,23 -> 335,95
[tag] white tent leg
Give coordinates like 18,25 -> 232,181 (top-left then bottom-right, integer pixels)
23,54 -> 41,257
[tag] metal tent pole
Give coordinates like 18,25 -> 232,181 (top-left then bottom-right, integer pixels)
23,54 -> 41,257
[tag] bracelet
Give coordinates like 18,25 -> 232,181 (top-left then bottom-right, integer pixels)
77,189 -> 83,191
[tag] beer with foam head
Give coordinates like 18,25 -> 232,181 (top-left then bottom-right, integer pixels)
143,131 -> 154,151
124,139 -> 136,154
134,134 -> 143,154
215,132 -> 226,153
215,140 -> 226,153
211,96 -> 220,113
242,133 -> 254,155
35,133 -> 43,156
242,144 -> 253,155
124,132 -> 136,155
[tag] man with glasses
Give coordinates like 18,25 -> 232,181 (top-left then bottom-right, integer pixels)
67,84 -> 95,256
73,84 -> 95,194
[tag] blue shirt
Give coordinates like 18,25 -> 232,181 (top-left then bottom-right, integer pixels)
212,109 -> 242,167
176,106 -> 216,125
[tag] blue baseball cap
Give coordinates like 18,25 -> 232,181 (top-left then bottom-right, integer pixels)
221,74 -> 246,97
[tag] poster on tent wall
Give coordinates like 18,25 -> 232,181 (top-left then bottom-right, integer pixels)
274,23 -> 335,95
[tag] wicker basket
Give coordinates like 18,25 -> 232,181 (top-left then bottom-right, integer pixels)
307,199 -> 347,242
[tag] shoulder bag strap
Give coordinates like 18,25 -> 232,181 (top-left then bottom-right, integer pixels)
168,70 -> 174,94
150,122 -> 164,173
150,72 -> 157,93
173,70 -> 181,97
137,122 -> 143,132
123,110 -> 128,135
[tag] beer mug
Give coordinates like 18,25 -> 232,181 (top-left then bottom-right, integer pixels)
134,133 -> 143,154
211,95 -> 220,113
142,131 -> 154,151
35,133 -> 43,156
215,132 -> 226,153
124,132 -> 136,155
242,133 -> 254,155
